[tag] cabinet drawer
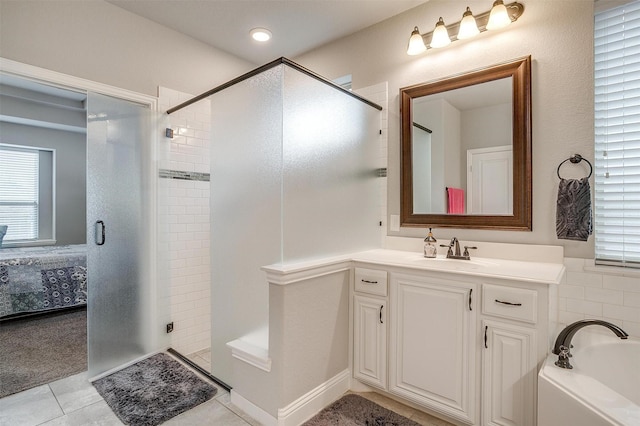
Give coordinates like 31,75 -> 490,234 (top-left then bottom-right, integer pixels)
482,284 -> 537,324
354,268 -> 388,296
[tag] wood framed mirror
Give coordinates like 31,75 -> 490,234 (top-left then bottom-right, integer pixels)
400,56 -> 532,230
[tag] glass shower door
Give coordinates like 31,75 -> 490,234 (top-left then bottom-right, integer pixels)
86,93 -> 161,378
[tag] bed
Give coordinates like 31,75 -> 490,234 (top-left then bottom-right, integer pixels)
0,244 -> 87,320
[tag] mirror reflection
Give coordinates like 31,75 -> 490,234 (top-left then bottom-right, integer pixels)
412,78 -> 513,215
400,56 -> 532,230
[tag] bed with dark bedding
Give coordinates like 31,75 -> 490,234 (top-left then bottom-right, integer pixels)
0,245 -> 87,320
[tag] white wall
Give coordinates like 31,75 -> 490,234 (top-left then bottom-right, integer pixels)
0,0 -> 252,97
294,0 -> 596,259
461,103 -> 512,152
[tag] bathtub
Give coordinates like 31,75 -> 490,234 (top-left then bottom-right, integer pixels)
538,329 -> 640,426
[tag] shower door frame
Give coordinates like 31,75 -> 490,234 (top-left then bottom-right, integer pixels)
0,57 -> 164,379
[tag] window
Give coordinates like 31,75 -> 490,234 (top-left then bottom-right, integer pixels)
0,144 -> 40,242
595,1 -> 640,267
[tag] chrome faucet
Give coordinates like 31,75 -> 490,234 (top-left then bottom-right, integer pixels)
552,319 -> 628,369
440,237 -> 477,260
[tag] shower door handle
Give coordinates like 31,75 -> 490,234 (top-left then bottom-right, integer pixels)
95,220 -> 106,246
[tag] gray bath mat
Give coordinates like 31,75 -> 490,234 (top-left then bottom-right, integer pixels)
304,394 -> 421,425
93,353 -> 217,426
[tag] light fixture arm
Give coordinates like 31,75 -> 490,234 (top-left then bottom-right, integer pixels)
418,2 -> 524,50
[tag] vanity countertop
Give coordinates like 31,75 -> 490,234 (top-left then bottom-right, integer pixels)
262,248 -> 566,286
352,249 -> 566,286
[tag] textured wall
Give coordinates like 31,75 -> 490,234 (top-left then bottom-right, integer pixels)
295,0 -> 596,259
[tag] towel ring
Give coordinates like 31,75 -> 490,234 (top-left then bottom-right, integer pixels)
557,154 -> 593,179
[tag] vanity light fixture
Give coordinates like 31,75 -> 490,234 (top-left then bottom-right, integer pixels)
487,0 -> 512,30
407,26 -> 427,55
406,1 -> 524,55
250,27 -> 272,42
430,17 -> 451,48
457,7 -> 480,40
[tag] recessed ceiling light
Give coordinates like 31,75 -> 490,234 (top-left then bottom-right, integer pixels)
250,28 -> 272,42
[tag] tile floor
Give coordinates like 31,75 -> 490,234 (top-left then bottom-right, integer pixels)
0,353 -> 258,426
0,348 -> 452,426
185,347 -> 211,372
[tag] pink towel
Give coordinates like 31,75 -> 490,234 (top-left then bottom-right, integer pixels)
447,187 -> 465,214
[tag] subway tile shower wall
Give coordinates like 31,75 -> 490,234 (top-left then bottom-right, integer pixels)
158,87 -> 212,356
561,258 -> 640,338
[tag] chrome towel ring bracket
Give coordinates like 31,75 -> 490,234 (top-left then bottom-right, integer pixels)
557,154 -> 593,179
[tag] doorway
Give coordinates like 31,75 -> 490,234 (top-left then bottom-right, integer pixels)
466,145 -> 513,215
0,68 -> 167,398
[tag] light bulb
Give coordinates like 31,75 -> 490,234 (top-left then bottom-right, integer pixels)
487,0 -> 512,30
457,7 -> 479,40
407,26 -> 427,55
430,17 -> 451,48
250,28 -> 272,42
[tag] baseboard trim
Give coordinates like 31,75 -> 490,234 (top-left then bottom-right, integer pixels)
230,369 -> 351,426
277,369 -> 351,426
231,391 -> 278,426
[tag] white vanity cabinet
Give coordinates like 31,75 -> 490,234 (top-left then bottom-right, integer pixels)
353,268 -> 388,390
481,285 -> 540,426
389,273 -> 477,425
351,249 -> 563,426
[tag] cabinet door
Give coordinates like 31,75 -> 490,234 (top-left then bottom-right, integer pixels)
482,320 -> 536,426
389,274 -> 476,425
353,294 -> 387,389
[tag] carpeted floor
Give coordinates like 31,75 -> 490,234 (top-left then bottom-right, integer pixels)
93,352 -> 218,426
0,308 -> 87,398
304,393 -> 422,425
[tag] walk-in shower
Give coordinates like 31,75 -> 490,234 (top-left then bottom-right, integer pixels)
166,58 -> 383,389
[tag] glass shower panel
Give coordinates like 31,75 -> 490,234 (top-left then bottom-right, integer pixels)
86,93 -> 160,378
209,66 -> 284,384
282,66 -> 381,261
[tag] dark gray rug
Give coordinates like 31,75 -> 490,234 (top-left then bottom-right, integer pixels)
93,353 -> 217,426
0,308 -> 87,398
304,394 -> 421,426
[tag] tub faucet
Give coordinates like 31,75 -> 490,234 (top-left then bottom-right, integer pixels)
552,320 -> 628,369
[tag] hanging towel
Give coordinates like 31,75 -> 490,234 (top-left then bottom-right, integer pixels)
447,187 -> 465,214
556,177 -> 592,241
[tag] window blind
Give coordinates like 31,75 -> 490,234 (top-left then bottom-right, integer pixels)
0,145 -> 39,241
595,1 -> 640,267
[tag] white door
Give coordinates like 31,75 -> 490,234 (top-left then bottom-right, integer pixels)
389,273 -> 477,425
467,146 -> 512,215
482,320 -> 536,426
353,294 -> 387,389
